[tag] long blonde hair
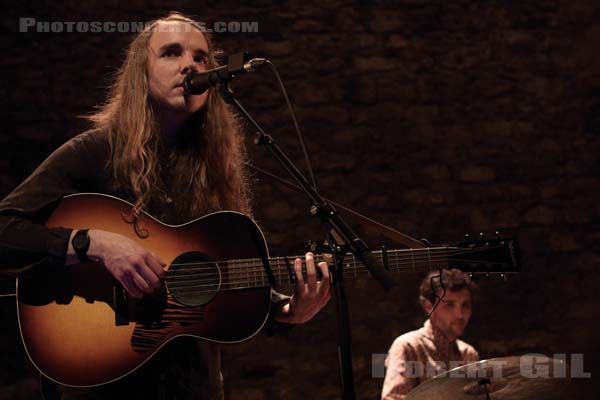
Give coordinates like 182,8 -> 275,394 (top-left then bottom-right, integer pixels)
89,12 -> 251,221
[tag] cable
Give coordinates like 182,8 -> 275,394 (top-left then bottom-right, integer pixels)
427,270 -> 446,316
265,60 -> 318,192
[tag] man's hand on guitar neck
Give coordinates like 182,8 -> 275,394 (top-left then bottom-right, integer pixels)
66,229 -> 166,299
274,252 -> 331,324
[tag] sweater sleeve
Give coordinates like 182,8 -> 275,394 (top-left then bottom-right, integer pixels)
0,131 -> 109,276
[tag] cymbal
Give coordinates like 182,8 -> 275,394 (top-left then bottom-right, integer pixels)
406,355 -> 570,400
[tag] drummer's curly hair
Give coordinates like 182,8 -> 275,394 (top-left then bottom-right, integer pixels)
418,269 -> 477,306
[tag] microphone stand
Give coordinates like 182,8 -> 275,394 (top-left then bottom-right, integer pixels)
217,81 -> 395,400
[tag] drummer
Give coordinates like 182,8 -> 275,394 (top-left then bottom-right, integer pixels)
381,269 -> 480,400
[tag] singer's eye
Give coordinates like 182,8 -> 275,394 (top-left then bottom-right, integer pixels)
162,49 -> 180,58
194,56 -> 207,64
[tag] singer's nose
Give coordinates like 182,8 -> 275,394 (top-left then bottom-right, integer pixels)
181,63 -> 197,75
180,53 -> 198,75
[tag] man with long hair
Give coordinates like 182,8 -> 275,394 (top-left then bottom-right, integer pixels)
381,269 -> 479,400
0,12 -> 330,399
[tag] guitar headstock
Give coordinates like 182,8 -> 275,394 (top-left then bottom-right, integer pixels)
448,233 -> 521,275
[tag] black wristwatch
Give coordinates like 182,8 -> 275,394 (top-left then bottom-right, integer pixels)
72,229 -> 90,262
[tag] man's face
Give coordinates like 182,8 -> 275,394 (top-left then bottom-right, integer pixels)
423,287 -> 472,340
147,21 -> 209,115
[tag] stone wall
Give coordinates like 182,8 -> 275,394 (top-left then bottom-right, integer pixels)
1,1 -> 599,398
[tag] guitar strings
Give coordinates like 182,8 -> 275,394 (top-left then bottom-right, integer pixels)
164,255 -> 506,291
164,257 -> 450,289
165,247 -> 474,274
167,265 -> 516,294
160,245 -> 510,293
164,251 -> 490,281
165,254 -> 454,281
164,249 -> 499,284
165,255 -> 512,294
166,247 -> 464,268
167,264 -> 521,295
165,253 -> 456,281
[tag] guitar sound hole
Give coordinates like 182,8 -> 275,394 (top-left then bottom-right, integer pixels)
166,252 -> 221,307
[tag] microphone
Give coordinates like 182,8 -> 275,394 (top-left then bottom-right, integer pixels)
183,53 -> 266,95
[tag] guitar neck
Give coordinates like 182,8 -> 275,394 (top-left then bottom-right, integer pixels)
272,247 -> 449,284
219,247 -> 452,289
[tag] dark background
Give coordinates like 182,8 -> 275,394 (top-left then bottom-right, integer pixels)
1,0 -> 599,399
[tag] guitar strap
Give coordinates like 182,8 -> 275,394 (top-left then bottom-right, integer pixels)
246,164 -> 426,249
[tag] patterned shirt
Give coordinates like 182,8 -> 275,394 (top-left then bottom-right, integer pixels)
381,319 -> 479,400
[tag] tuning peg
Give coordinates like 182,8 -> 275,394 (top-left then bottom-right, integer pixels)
464,233 -> 470,240
495,231 -> 500,238
479,232 -> 484,239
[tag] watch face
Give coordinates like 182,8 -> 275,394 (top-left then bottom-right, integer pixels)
73,233 -> 88,249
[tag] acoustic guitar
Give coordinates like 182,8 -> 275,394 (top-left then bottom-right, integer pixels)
16,193 -> 520,387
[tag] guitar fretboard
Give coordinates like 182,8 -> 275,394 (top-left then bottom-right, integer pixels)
232,247 -> 449,287
166,247 -> 453,293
